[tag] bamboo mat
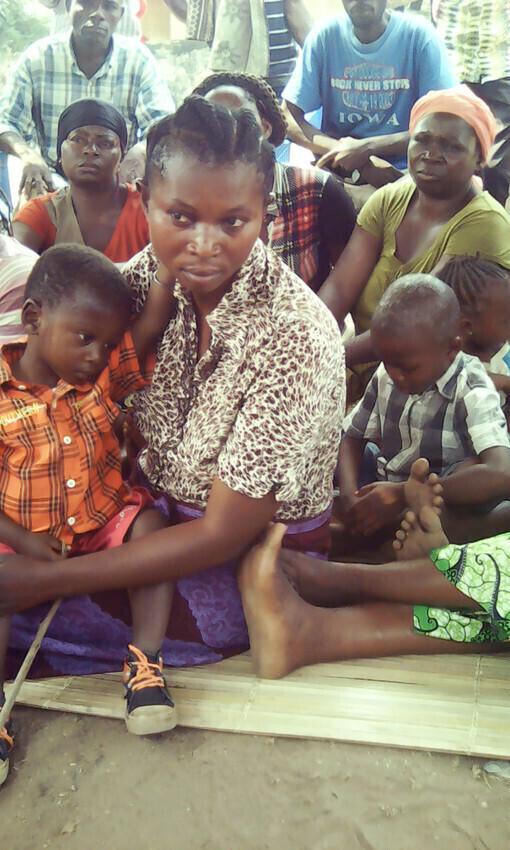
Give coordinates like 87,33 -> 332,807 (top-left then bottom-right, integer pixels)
7,652 -> 510,759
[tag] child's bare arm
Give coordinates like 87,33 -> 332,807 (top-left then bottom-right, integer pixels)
0,512 -> 64,561
440,447 -> 510,505
337,435 -> 366,511
348,480 -> 405,536
130,264 -> 176,367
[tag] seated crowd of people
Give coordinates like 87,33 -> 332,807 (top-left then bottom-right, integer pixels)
1,0 -> 510,788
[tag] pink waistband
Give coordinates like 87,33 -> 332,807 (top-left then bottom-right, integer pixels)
175,502 -> 332,534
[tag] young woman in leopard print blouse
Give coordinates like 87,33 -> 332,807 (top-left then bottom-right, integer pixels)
4,98 -> 345,697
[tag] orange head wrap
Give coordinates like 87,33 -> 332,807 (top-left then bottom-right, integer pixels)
409,85 -> 497,164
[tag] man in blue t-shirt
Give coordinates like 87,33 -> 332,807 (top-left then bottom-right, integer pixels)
282,0 -> 455,182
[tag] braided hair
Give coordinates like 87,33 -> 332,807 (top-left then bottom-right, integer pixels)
192,72 -> 287,147
437,255 -> 510,315
144,95 -> 274,195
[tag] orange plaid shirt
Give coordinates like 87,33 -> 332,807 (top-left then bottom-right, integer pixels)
0,331 -> 145,545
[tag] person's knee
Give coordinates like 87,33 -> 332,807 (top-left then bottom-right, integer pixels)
127,507 -> 168,541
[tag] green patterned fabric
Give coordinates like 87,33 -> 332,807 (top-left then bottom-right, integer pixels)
413,533 -> 510,643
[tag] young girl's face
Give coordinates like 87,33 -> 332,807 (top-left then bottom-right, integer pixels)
144,152 -> 267,307
463,281 -> 510,358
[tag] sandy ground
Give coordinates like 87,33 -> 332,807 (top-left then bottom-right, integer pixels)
3,706 -> 510,850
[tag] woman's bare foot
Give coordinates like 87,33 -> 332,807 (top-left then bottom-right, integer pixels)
393,506 -> 449,560
403,458 -> 443,517
239,524 -> 319,679
278,547 -> 308,594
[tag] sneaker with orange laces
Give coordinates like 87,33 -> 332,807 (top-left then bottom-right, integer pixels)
123,644 -> 177,736
0,724 -> 13,787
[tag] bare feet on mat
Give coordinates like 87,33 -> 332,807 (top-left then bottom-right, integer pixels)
239,524 -> 311,680
403,458 -> 443,516
393,506 -> 449,560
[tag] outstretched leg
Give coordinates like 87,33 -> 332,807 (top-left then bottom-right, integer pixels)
278,532 -> 473,609
239,525 -> 497,680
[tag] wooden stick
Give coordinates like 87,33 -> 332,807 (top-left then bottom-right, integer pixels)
1,541 -> 70,729
0,598 -> 61,730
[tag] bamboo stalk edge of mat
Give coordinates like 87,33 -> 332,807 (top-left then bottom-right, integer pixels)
6,652 -> 510,760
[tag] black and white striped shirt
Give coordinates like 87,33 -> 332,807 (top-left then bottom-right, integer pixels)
344,352 -> 510,482
264,0 -> 298,94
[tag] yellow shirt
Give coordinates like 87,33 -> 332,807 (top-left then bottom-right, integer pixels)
354,178 -> 510,333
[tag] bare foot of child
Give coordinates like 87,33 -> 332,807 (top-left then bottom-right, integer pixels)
403,458 -> 443,516
393,506 -> 449,560
239,524 -> 314,679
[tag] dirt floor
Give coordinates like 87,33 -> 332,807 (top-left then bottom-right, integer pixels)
3,706 -> 510,850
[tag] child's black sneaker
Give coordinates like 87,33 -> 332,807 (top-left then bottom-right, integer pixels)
0,725 -> 13,787
123,644 -> 177,735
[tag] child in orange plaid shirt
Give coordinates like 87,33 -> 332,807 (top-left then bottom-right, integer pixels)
0,244 -> 178,785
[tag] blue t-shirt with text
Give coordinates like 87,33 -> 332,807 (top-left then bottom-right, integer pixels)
283,10 -> 456,168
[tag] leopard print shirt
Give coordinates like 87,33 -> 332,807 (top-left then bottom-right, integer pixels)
124,240 -> 345,521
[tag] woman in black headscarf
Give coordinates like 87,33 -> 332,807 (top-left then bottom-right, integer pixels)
12,99 -> 149,262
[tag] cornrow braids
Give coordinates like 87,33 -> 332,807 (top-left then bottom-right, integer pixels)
145,95 -> 274,194
437,255 -> 510,314
192,72 -> 287,147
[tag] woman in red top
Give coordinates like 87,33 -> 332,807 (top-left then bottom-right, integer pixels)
13,99 -> 149,263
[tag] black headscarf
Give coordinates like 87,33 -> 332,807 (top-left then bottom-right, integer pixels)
56,98 -> 128,162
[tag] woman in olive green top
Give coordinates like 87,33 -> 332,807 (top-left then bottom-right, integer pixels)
319,86 -> 510,383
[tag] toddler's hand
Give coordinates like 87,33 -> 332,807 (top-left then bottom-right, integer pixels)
18,531 -> 67,562
347,482 -> 405,536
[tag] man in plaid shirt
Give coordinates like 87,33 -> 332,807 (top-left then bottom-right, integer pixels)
338,275 -> 510,545
0,0 -> 173,201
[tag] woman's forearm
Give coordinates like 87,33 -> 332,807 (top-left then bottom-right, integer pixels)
0,483 -> 278,614
0,520 -> 248,615
54,519 -> 246,596
131,277 -> 175,365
